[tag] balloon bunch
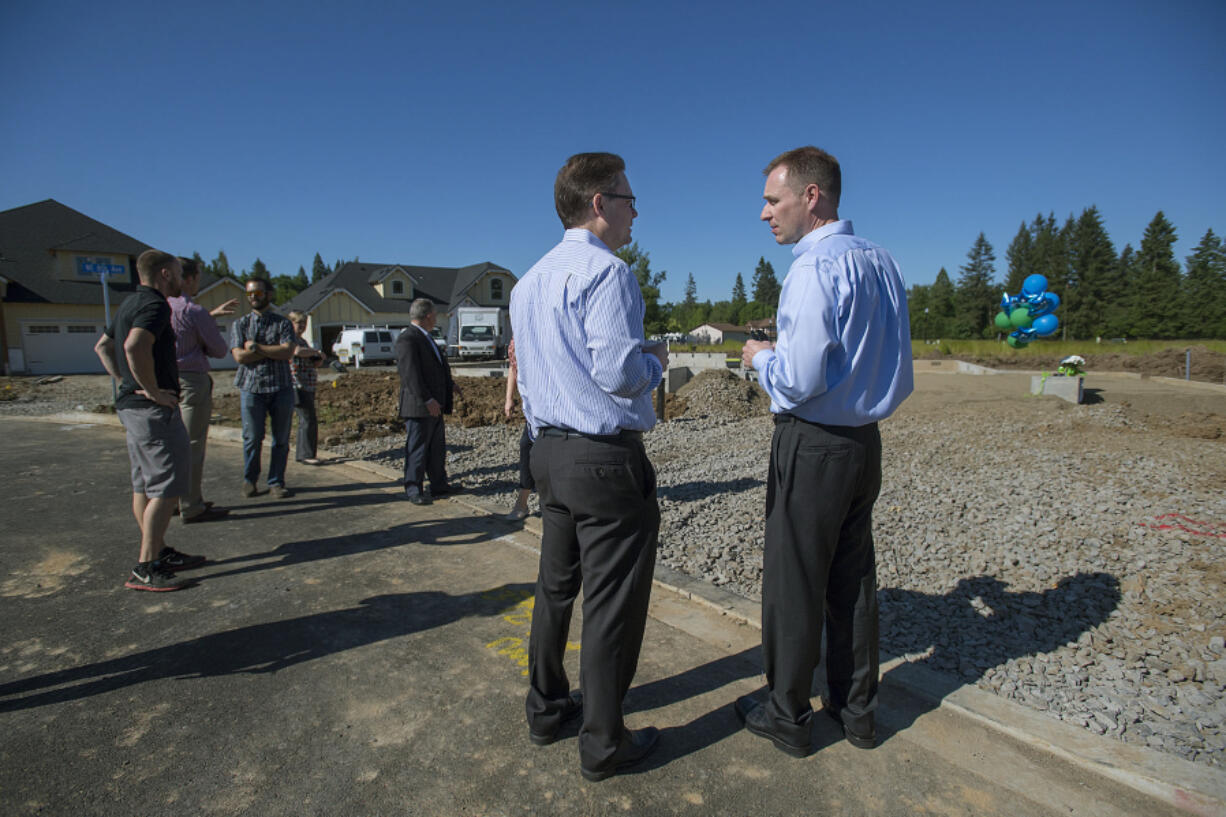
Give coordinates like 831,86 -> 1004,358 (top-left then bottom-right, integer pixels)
994,274 -> 1060,348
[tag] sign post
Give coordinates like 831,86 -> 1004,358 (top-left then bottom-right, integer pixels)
82,260 -> 127,402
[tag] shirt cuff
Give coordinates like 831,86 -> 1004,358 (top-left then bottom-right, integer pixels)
644,352 -> 664,391
752,348 -> 776,373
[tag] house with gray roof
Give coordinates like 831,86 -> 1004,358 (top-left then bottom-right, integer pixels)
280,260 -> 516,355
0,199 -> 243,374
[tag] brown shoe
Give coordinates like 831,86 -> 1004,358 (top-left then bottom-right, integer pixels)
269,485 -> 293,499
242,481 -> 258,498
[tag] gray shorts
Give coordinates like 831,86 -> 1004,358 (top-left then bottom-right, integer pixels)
117,405 -> 191,498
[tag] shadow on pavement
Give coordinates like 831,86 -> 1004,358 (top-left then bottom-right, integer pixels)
0,583 -> 532,712
201,518 -> 505,580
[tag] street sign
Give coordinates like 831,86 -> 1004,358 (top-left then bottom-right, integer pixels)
76,257 -> 125,277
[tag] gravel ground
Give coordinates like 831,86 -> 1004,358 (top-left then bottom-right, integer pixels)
4,369 -> 1225,768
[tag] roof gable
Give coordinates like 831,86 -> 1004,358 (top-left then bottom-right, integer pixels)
0,199 -> 153,305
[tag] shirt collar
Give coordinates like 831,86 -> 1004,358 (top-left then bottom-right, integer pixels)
137,284 -> 168,303
563,228 -> 612,253
793,220 -> 854,257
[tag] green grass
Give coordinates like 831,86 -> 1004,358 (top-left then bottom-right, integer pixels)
912,339 -> 1226,359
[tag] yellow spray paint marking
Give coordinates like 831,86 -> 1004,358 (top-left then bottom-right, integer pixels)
484,595 -> 579,676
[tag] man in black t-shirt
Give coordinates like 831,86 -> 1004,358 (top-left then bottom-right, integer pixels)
95,250 -> 207,591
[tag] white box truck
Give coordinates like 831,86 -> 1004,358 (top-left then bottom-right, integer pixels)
455,307 -> 507,359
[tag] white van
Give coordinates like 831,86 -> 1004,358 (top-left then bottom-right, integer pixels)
331,326 -> 399,367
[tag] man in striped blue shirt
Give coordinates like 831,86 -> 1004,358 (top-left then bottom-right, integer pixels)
509,152 -> 667,782
735,146 -> 913,757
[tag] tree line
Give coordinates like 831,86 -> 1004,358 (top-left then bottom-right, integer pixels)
910,211 -> 1226,341
615,243 -> 782,337
186,250 -> 357,304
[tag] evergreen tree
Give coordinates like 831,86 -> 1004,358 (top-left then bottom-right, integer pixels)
1107,245 -> 1138,338
953,234 -> 997,338
751,257 -> 781,310
212,250 -> 234,280
251,258 -> 270,279
683,273 -> 698,306
1004,222 -> 1033,295
190,251 -> 208,276
614,242 -> 668,334
907,284 -> 932,340
928,267 -> 956,337
1065,206 -> 1116,339
311,252 -> 330,283
732,273 -> 747,307
1183,229 -> 1226,338
1130,211 -> 1181,338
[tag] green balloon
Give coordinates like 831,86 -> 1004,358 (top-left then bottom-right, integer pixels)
1006,334 -> 1029,349
994,311 -> 1012,331
1009,307 -> 1033,329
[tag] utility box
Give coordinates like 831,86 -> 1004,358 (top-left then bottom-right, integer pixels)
1030,375 -> 1083,404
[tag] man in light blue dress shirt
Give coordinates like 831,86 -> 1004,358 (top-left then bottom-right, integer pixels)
509,152 -> 668,781
735,146 -> 913,757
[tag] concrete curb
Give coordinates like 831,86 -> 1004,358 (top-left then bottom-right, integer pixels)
18,410 -> 1226,814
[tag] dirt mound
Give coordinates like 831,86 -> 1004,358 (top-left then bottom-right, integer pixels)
212,373 -> 521,445
674,368 -> 771,420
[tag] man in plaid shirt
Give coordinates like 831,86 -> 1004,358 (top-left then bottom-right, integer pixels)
229,277 -> 296,498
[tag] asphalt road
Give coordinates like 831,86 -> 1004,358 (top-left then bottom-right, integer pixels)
0,418 -> 1211,816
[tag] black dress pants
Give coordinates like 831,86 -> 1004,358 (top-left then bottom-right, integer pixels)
403,415 -> 446,496
761,415 -> 882,743
525,433 -> 658,771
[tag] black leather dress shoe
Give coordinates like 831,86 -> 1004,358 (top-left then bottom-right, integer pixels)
529,690 -> 583,746
405,493 -> 432,506
734,695 -> 810,758
430,483 -> 463,497
821,697 -> 876,749
580,726 -> 659,782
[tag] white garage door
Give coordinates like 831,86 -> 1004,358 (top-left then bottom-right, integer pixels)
22,321 -> 106,374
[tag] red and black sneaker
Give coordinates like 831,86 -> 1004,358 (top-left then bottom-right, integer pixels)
125,563 -> 186,592
155,546 -> 207,572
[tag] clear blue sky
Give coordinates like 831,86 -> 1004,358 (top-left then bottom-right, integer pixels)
3,0 -> 1223,304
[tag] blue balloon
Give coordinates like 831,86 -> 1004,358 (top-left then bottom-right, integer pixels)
1022,274 -> 1048,296
1043,292 -> 1060,311
1033,314 -> 1059,337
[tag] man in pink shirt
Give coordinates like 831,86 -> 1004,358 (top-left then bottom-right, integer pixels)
169,258 -> 237,523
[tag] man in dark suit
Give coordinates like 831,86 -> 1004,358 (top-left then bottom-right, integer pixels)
395,298 -> 462,505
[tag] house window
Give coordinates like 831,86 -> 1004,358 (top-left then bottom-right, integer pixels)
27,325 -> 61,334
392,280 -> 404,295
490,279 -> 503,301
67,325 -> 97,333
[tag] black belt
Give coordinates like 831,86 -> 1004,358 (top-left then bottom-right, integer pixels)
775,413 -> 877,433
537,426 -> 643,443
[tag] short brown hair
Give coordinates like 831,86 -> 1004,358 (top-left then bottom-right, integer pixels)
136,250 -> 178,285
554,152 -> 625,229
287,310 -> 307,324
764,146 -> 841,207
179,257 -> 200,278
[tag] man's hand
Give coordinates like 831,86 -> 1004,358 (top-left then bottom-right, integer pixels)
742,339 -> 774,369
504,397 -> 514,418
643,341 -> 668,371
244,339 -> 261,356
452,382 -> 464,399
136,387 -> 179,407
210,298 -> 239,317
426,398 -> 442,417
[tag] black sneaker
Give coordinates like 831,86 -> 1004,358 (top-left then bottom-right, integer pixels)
155,546 -> 206,572
125,562 -> 186,592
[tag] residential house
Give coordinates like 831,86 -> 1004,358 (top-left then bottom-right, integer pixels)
689,322 -> 750,345
0,199 -> 243,375
280,260 -> 516,355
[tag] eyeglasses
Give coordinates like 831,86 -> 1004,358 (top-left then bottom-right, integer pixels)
601,192 -> 636,209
